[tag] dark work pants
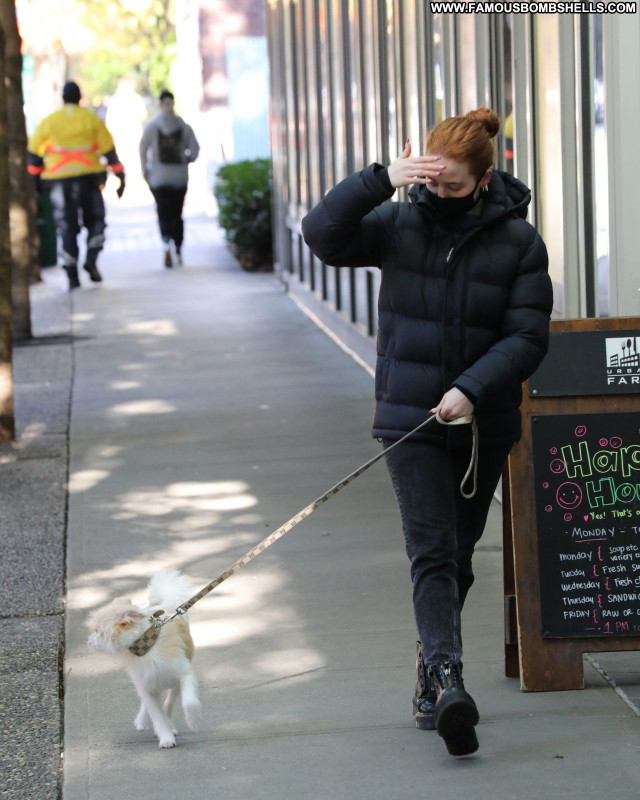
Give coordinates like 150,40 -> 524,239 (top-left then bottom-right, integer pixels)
151,186 -> 188,249
49,175 -> 106,267
383,438 -> 512,665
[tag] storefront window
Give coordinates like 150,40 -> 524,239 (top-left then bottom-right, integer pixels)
535,15 -> 564,315
458,16 -> 477,113
317,0 -> 334,192
283,2 -> 300,215
432,13 -> 444,123
347,0 -> 363,171
385,0 -> 398,162
593,14 -> 609,316
402,0 -> 421,149
503,14 -> 515,175
360,0 -> 380,165
305,0 -> 321,207
294,1 -> 308,211
329,0 -> 347,182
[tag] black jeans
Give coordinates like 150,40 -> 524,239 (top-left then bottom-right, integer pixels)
49,175 -> 106,267
383,437 -> 512,665
151,186 -> 187,248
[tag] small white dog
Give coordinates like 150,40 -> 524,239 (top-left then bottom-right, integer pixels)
87,570 -> 202,748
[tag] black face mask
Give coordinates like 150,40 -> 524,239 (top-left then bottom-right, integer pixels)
424,179 -> 482,218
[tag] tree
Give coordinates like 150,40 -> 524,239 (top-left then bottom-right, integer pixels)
0,23 -> 16,443
74,0 -> 177,99
16,0 -> 177,104
1,0 -> 35,341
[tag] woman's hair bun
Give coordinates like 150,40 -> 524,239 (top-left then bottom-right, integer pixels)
465,107 -> 501,139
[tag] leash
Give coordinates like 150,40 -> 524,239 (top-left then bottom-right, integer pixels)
129,412 -> 479,656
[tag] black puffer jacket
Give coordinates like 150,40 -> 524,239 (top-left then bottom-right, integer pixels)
301,163 -> 553,447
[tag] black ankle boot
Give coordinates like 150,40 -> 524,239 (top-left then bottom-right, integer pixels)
83,260 -> 102,282
428,662 -> 479,756
412,641 -> 436,730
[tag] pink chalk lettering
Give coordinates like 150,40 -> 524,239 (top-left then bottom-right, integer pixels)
556,481 -> 583,509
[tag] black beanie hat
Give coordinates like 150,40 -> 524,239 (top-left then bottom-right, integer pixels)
62,81 -> 81,104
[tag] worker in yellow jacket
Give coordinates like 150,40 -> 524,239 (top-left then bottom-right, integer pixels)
27,82 -> 126,289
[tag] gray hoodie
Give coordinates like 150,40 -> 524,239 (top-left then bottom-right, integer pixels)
139,112 -> 199,189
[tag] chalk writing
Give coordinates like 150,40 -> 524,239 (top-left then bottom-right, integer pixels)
533,413 -> 640,637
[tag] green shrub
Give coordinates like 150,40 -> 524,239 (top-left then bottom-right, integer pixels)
213,158 -> 273,271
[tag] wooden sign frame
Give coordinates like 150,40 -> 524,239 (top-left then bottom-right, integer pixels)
504,316 -> 640,691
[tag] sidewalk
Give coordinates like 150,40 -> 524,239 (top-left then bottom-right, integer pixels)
6,204 -> 640,799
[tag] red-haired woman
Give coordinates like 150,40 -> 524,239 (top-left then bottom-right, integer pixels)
302,109 -> 552,757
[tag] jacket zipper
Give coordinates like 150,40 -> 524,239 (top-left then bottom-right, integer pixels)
433,199 -> 524,398
441,233 -> 461,400
460,261 -> 469,378
446,229 -> 463,264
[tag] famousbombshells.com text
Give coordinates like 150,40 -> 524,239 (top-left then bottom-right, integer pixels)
430,1 -> 636,12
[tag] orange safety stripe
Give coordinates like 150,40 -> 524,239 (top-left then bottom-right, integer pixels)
45,144 -> 99,174
27,164 -> 44,175
110,162 -> 124,174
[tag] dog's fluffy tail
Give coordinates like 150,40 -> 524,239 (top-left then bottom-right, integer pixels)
147,570 -> 192,611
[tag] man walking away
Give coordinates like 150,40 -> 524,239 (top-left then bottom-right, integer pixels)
27,81 -> 126,290
140,90 -> 200,268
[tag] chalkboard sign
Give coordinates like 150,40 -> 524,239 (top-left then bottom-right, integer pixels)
532,412 -> 640,638
529,329 -> 640,397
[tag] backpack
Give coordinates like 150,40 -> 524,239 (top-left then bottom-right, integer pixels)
157,129 -> 183,164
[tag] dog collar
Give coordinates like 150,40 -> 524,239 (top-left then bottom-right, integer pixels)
128,610 -> 164,657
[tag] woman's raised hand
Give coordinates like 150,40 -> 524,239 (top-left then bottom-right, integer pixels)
387,140 -> 445,189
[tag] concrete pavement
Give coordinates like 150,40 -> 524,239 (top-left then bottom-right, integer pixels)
4,203 -> 640,799
1,281 -> 72,798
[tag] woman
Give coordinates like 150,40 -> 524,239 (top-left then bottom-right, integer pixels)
302,109 -> 552,757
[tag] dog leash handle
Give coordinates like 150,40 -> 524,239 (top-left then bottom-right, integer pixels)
435,412 -> 479,498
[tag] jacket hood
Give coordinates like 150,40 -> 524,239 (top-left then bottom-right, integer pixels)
151,112 -> 185,135
409,169 -> 531,225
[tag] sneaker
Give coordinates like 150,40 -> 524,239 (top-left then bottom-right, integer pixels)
175,247 -> 183,267
84,261 -> 102,282
429,662 -> 479,756
164,245 -> 173,268
64,265 -> 81,290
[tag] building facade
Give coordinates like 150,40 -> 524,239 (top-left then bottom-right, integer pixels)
174,0 -> 270,197
266,3 -> 640,365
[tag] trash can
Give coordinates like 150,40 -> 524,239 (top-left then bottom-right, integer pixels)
37,190 -> 57,267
